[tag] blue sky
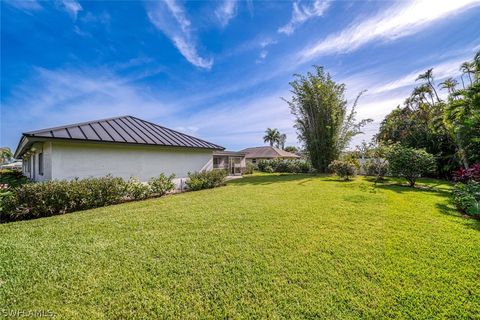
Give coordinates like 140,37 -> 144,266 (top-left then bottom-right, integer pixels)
1,0 -> 480,152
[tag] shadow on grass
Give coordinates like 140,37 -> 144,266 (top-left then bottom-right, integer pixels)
373,181 -> 452,197
435,203 -> 480,231
227,173 -> 320,186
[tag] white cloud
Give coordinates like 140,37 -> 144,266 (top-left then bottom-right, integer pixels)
299,0 -> 480,60
278,0 -> 330,35
3,0 -> 42,11
215,0 -> 237,28
1,68 -> 174,149
58,0 -> 82,20
146,1 -> 213,69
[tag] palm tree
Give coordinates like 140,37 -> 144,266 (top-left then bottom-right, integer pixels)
460,62 -> 474,85
276,133 -> 287,149
263,128 -> 281,147
416,68 -> 441,103
439,77 -> 458,95
0,147 -> 13,164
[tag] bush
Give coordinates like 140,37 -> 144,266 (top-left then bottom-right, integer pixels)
149,173 -> 175,195
126,177 -> 151,200
187,170 -> 227,191
364,159 -> 389,181
453,163 -> 480,183
328,160 -> 357,180
1,173 -> 177,222
386,145 -> 436,187
244,162 -> 255,175
452,181 -> 480,216
257,159 -> 312,173
0,169 -> 29,189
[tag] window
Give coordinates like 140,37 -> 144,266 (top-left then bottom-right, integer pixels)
24,158 -> 30,173
38,153 -> 44,175
252,159 -> 257,164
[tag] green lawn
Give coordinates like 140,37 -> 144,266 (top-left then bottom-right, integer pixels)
1,174 -> 479,319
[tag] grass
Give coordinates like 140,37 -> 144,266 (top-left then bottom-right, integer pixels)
1,174 -> 479,319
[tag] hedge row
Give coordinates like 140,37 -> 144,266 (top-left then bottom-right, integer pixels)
0,174 -> 175,222
257,159 -> 313,173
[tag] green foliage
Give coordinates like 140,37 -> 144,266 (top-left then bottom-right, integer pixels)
257,159 -> 312,173
263,128 -> 281,147
377,50 -> 480,176
149,173 -> 176,196
126,177 -> 151,200
452,181 -> 480,216
1,174 -> 176,222
363,144 -> 389,181
364,159 -> 389,181
0,147 -> 13,164
244,162 -> 255,175
285,66 -> 372,173
328,160 -> 357,180
187,170 -> 227,191
0,169 -> 29,188
283,146 -> 298,153
386,145 -> 436,187
1,176 -> 128,221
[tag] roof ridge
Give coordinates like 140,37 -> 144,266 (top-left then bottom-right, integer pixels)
24,115 -> 132,135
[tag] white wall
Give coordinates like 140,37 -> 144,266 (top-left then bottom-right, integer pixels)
22,142 -> 52,182
48,141 -> 213,182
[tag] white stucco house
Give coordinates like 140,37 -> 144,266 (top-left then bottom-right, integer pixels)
14,116 -> 224,185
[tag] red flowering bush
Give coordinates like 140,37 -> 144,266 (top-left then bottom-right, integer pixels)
453,164 -> 480,183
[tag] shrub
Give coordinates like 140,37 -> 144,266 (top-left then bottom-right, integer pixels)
364,159 -> 389,181
187,170 -> 227,191
244,162 -> 255,175
0,169 -> 29,189
257,159 -> 312,173
1,176 -> 128,221
452,181 -> 480,217
126,177 -> 151,200
453,163 -> 480,183
149,173 -> 175,196
328,160 -> 357,180
386,145 -> 436,187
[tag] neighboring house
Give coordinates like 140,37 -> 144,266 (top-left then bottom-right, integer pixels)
213,151 -> 246,175
0,160 -> 22,170
239,146 -> 300,165
14,116 -> 224,184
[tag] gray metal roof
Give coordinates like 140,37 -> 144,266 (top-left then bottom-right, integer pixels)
19,116 -> 224,154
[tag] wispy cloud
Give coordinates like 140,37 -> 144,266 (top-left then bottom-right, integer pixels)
1,67 -> 175,148
57,0 -> 82,20
146,0 -> 213,69
215,0 -> 237,28
299,0 -> 480,61
3,0 -> 42,12
278,0 -> 330,35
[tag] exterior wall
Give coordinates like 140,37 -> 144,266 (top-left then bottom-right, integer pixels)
49,141 -> 213,182
22,142 -> 52,182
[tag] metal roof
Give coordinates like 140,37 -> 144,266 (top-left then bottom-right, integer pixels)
16,116 -> 224,157
239,146 -> 300,159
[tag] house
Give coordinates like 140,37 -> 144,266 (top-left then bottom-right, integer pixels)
213,151 -> 246,175
239,146 -> 300,165
0,160 -> 22,170
14,116 -> 224,184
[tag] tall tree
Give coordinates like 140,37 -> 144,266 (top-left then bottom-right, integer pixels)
439,77 -> 458,95
285,66 -> 372,173
263,128 -> 281,147
276,133 -> 287,149
416,68 -> 441,103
